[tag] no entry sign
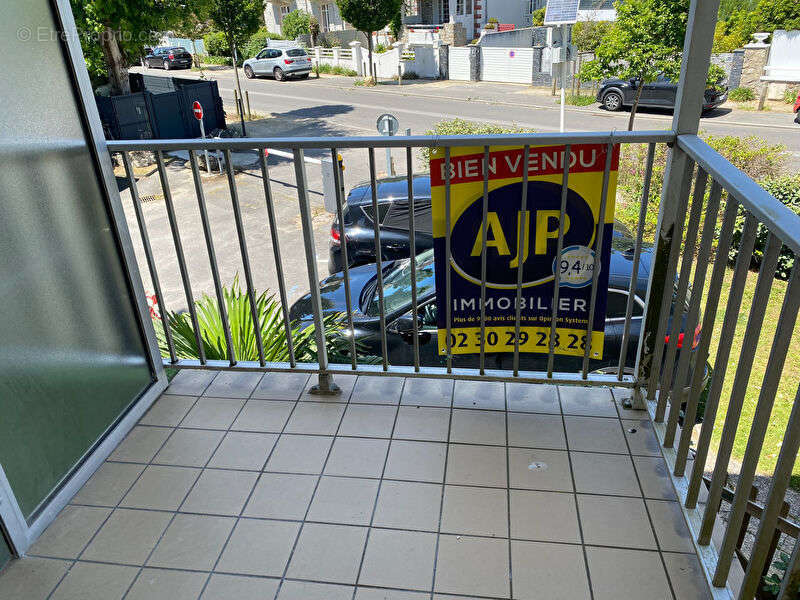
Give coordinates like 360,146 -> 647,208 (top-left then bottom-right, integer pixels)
192,101 -> 203,120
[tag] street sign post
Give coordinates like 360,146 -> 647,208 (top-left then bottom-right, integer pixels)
376,113 -> 399,176
192,100 -> 211,172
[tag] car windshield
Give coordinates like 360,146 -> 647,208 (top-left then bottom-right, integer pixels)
366,249 -> 436,317
169,47 -> 187,53
286,49 -> 308,57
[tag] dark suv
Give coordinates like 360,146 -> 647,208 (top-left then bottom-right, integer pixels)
143,47 -> 193,70
597,75 -> 728,113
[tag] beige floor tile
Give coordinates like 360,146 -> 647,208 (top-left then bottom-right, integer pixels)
147,513 -> 234,570
251,372 -> 310,400
216,519 -> 300,576
622,418 -> 662,456
577,495 -> 657,549
506,383 -> 560,414
633,456 -> 678,500
201,574 -> 280,600
203,371 -> 263,398
208,432 -> 277,470
232,400 -> 295,433
449,409 -> 506,445
286,523 -> 368,584
359,529 -> 437,591
243,473 -> 317,519
646,499 -> 695,553
507,413 -> 566,449
0,557 -> 70,600
509,490 -> 580,543
307,476 -> 380,525
71,462 -> 145,507
166,370 -> 216,396
120,465 -> 200,510
663,552 -> 712,600
511,540 -> 590,600
570,452 -> 641,496
284,402 -> 346,435
152,428 -> 225,467
446,444 -> 507,487
180,469 -> 258,515
434,534 -> 510,598
301,373 -> 357,402
401,378 -> 453,407
453,380 -> 505,410
559,386 -> 617,417
125,568 -> 207,600
108,426 -> 171,463
338,404 -> 398,438
384,441 -> 447,483
351,376 -> 405,405
564,416 -> 628,454
357,589 -> 428,600
508,448 -> 573,492
29,506 -> 111,559
324,437 -> 389,478
139,395 -> 196,427
278,581 -> 354,599
82,509 -> 172,565
586,547 -> 671,600
180,397 -> 245,429
50,562 -> 137,600
265,434 -> 333,474
441,485 -> 508,537
373,480 -> 442,531
393,406 -> 450,442
612,388 -> 649,417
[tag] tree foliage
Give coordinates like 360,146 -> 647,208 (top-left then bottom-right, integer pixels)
207,0 -> 265,54
713,0 -> 800,52
571,20 -> 613,53
532,7 -> 545,26
280,9 -> 312,40
336,0 -> 403,78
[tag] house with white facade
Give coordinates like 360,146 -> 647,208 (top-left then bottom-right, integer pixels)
264,0 -> 350,36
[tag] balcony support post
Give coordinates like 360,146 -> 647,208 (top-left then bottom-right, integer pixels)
634,0 -> 721,404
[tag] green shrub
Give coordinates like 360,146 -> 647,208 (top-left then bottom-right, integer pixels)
203,31 -> 229,56
784,87 -> 800,104
375,43 -> 389,54
241,28 -> 285,60
203,55 -> 233,65
418,119 -> 534,162
729,86 -> 756,102
316,63 -> 358,76
532,7 -> 545,26
729,176 -> 800,280
281,10 -> 312,40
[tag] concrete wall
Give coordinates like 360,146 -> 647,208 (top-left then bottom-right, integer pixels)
765,30 -> 800,82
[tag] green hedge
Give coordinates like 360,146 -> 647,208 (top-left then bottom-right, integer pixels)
203,31 -> 229,57
729,87 -> 755,102
241,28 -> 285,60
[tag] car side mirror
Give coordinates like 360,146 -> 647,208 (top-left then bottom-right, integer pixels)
388,315 -> 416,335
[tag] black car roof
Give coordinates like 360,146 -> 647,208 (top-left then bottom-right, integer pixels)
347,175 -> 432,205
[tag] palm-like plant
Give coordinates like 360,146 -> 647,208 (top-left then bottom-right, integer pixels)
153,277 -> 357,364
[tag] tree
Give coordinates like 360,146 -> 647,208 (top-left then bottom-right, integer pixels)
71,0 -> 172,94
754,0 -> 800,31
532,7 -> 545,26
167,0 -> 213,68
580,0 -> 689,130
336,0 -> 403,79
281,9 -> 312,40
571,20 -> 612,53
207,0 -> 265,122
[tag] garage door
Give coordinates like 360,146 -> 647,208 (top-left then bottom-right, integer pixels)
449,47 -> 471,81
480,47 -> 533,84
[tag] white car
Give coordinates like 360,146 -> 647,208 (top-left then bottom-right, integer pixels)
243,47 -> 312,81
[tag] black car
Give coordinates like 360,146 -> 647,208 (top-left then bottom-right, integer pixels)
143,47 -> 193,70
596,75 -> 728,113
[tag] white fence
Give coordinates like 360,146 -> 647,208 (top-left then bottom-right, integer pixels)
449,47 -> 471,81
480,47 -> 535,84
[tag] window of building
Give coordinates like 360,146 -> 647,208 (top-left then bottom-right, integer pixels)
456,0 -> 463,15
439,0 -> 450,22
320,3 -> 331,31
466,0 -> 471,14
279,4 -> 290,22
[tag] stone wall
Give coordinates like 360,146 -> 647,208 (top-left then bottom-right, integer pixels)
740,44 -> 769,91
440,22 -> 467,47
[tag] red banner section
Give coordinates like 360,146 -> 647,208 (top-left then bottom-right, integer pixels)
430,144 -> 620,187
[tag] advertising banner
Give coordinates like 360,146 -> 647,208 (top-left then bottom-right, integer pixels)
430,143 -> 619,358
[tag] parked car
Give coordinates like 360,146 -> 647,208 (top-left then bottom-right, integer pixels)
794,90 -> 800,124
243,48 -> 312,81
142,47 -> 193,70
597,75 -> 728,113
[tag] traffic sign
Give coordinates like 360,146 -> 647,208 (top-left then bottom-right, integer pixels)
192,100 -> 203,121
376,113 -> 399,136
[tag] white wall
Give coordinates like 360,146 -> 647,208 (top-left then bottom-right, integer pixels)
449,46 -> 471,80
480,47 -> 533,83
765,30 -> 800,82
481,0 -> 528,28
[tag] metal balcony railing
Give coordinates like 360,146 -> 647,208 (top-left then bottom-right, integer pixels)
107,129 -> 800,599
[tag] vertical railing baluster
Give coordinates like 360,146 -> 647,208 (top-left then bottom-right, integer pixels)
189,150 -> 235,366
547,143 -> 572,379
675,195 -> 737,475
122,151 -> 176,363
224,149 -> 266,367
686,210 -> 758,508
513,145 -> 530,377
777,537 -> 800,600
407,146 -> 420,372
294,148 -> 337,393
444,146 -> 453,374
581,141 -> 614,378
713,256 -> 797,586
368,148 -> 389,371
698,229 -> 782,546
479,146 -> 490,375
655,167 -> 707,422
260,149 -> 296,368
618,143 -> 655,380
330,148 -> 356,369
156,150 -> 205,364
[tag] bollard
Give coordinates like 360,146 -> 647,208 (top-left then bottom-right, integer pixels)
398,64 -> 402,85
245,90 -> 251,120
